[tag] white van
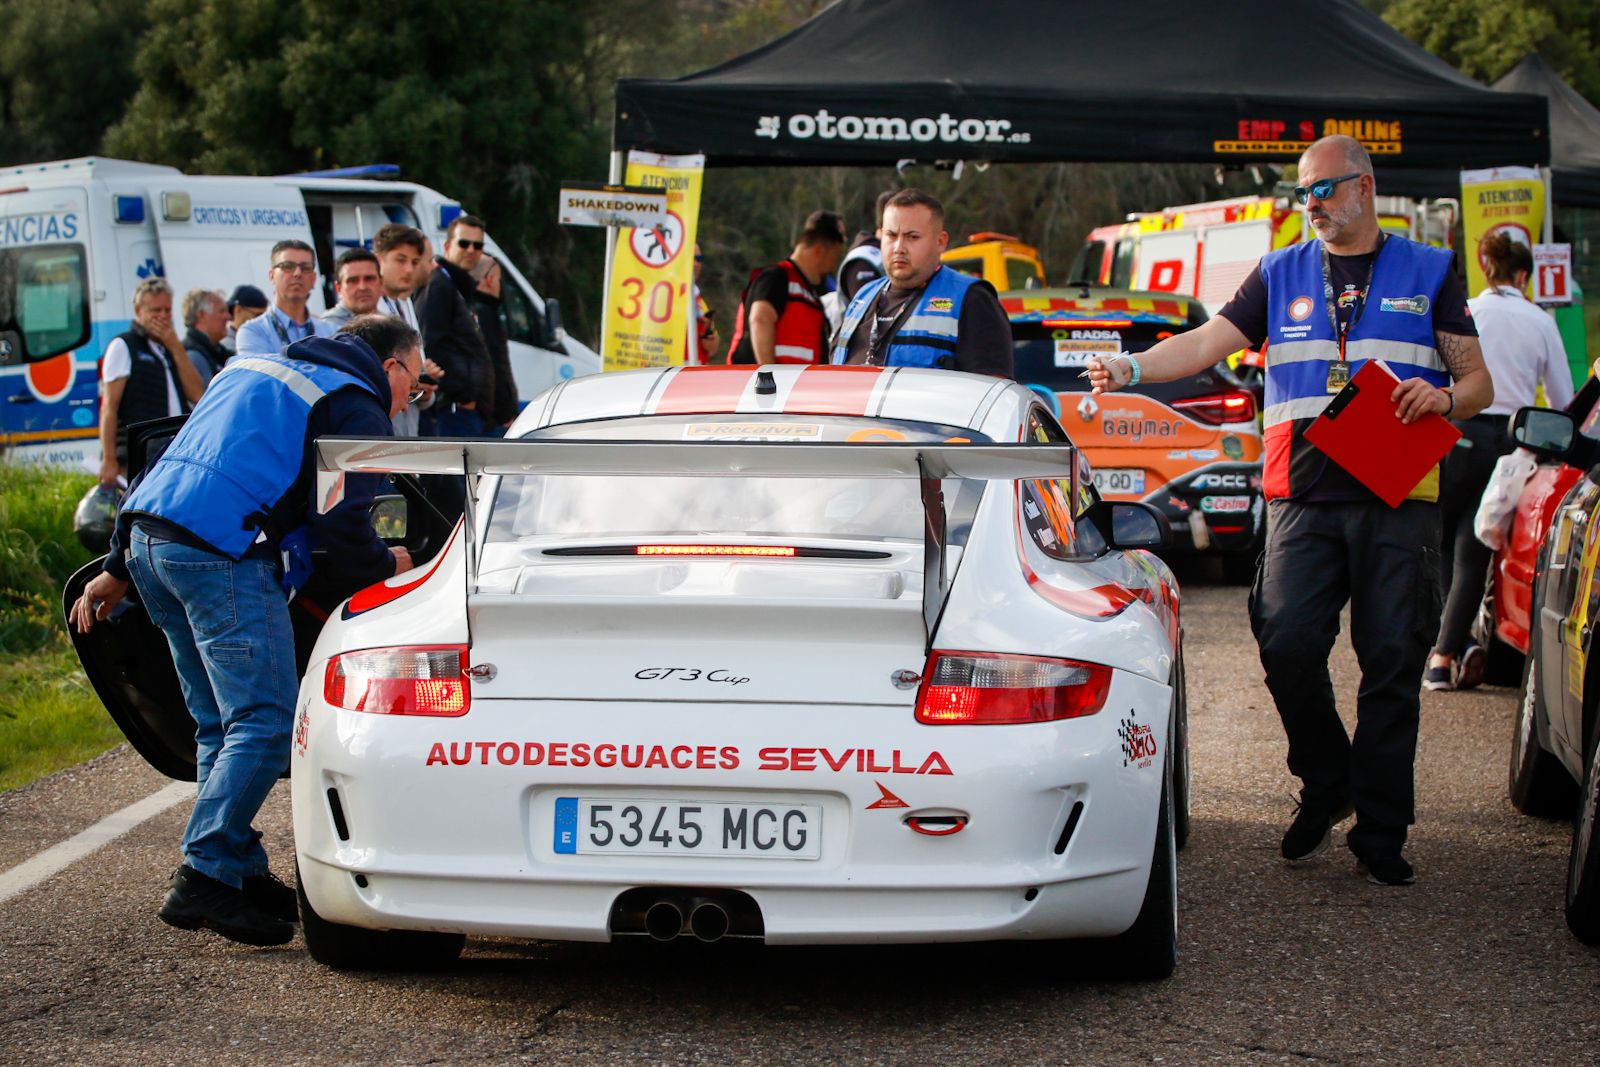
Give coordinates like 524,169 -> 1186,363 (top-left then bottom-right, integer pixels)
0,156 -> 599,467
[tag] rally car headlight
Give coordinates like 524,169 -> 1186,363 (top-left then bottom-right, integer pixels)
915,651 -> 1111,725
324,645 -> 471,717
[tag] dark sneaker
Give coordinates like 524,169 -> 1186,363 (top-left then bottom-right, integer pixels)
1359,853 -> 1416,886
1281,794 -> 1355,862
243,871 -> 299,924
1455,643 -> 1485,691
1422,663 -> 1454,691
159,865 -> 293,946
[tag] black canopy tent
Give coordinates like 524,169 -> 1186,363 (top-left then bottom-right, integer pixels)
1493,54 -> 1600,209
614,0 -> 1549,173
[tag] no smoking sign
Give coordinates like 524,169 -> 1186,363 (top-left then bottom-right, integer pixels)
629,211 -> 686,269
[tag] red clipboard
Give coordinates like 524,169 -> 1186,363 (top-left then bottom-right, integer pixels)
1303,360 -> 1461,508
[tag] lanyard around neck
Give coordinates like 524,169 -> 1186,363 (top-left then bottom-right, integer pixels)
1322,233 -> 1385,362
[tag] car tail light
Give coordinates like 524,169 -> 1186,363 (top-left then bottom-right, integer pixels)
1171,390 -> 1256,425
915,651 -> 1112,725
324,645 -> 470,716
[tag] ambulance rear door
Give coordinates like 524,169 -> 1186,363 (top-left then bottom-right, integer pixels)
1134,230 -> 1198,297
1193,221 -> 1272,315
0,186 -> 97,463
148,178 -> 323,313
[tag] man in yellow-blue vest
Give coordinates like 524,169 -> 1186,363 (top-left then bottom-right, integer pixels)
1087,136 -> 1493,887
830,188 -> 1012,376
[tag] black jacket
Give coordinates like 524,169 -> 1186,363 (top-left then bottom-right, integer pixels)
436,256 -> 516,424
415,266 -> 493,409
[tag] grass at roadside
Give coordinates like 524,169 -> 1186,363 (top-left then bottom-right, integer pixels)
0,643 -> 123,792
0,463 -> 120,792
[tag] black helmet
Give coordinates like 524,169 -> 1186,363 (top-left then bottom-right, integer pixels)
73,484 -> 121,554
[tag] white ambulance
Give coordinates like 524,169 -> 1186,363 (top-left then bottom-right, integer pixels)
0,157 -> 600,467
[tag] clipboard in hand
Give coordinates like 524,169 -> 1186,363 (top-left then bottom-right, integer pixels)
1303,359 -> 1461,508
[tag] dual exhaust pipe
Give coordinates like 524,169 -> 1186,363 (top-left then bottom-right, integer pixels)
644,898 -> 731,942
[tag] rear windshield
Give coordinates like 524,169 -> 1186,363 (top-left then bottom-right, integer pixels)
484,415 -> 992,548
1010,319 -> 1245,402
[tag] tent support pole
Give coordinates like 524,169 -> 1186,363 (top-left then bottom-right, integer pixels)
1541,166 -> 1554,244
600,150 -> 623,368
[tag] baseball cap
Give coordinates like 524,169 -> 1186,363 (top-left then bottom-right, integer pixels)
227,284 -> 269,311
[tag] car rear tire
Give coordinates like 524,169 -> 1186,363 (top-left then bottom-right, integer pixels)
1510,643 -> 1577,818
297,864 -> 465,971
1100,751 -> 1178,980
1566,723 -> 1600,944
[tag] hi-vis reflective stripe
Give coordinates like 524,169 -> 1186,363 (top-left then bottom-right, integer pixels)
1271,338 -> 1446,371
227,357 -> 327,406
901,314 -> 959,337
1264,395 -> 1333,427
774,345 -> 815,360
786,283 -> 819,304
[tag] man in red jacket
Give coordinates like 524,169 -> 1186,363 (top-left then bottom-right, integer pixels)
727,211 -> 845,365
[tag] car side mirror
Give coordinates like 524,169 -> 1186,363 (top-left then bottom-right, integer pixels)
542,298 -> 564,349
371,495 -> 408,541
1513,406 -> 1587,464
1088,500 -> 1171,551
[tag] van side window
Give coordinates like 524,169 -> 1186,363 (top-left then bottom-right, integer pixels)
942,257 -> 984,280
2,244 -> 89,365
1005,256 -> 1041,291
498,275 -> 546,348
1110,239 -> 1135,290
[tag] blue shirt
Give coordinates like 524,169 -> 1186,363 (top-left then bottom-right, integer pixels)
234,304 -> 337,359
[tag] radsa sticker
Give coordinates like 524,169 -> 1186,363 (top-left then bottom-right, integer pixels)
1118,715 -> 1158,769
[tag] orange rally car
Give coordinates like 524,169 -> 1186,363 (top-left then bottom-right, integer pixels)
1005,287 -> 1264,580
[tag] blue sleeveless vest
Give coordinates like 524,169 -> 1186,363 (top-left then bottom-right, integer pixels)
122,353 -> 380,559
1259,237 -> 1452,501
830,266 -> 978,368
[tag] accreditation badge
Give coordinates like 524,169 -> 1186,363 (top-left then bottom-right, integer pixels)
1326,361 -> 1351,393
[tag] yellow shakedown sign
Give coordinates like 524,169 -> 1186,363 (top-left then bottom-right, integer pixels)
1460,166 -> 1545,297
603,151 -> 705,371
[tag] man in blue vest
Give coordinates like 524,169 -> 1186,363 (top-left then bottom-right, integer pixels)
1087,136 -> 1493,886
70,315 -> 422,945
830,188 -> 1012,375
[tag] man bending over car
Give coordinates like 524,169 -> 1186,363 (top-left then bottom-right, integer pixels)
71,315 -> 423,947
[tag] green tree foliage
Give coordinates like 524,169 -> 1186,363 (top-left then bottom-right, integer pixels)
1376,0 -> 1600,101
0,0 -> 149,163
103,0 -> 600,329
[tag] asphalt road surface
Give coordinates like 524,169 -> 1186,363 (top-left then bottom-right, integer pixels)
3,575 -> 1598,1065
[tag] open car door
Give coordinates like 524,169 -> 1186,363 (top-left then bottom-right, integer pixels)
62,452 -> 456,781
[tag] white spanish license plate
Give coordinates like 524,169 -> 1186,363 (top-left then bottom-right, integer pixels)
1093,467 -> 1145,495
553,797 -> 822,860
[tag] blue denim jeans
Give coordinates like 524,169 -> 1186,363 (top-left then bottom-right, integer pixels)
127,525 -> 297,888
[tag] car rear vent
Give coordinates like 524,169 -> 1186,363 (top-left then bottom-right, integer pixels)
1053,800 -> 1085,855
326,787 -> 352,842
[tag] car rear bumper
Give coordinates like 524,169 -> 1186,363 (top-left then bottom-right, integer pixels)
290,670 -> 1171,944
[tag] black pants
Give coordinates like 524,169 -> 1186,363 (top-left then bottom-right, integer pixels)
1435,417 -> 1512,657
1249,498 -> 1442,857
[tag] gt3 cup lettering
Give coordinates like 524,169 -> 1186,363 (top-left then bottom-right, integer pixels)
635,667 -> 750,685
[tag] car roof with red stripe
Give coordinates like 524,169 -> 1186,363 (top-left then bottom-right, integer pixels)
527,366 -> 1016,433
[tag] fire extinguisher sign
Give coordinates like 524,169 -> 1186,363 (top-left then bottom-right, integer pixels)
1533,243 -> 1573,306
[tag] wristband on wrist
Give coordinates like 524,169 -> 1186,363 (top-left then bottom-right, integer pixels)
1442,389 -> 1456,418
1124,354 -> 1142,386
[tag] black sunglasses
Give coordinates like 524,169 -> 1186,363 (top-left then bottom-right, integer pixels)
454,239 -> 485,251
1293,173 -> 1362,205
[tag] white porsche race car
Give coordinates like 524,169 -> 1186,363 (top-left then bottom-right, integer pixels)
71,365 -> 1189,978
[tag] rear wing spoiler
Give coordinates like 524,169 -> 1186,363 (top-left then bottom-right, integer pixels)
316,437 -> 1077,645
